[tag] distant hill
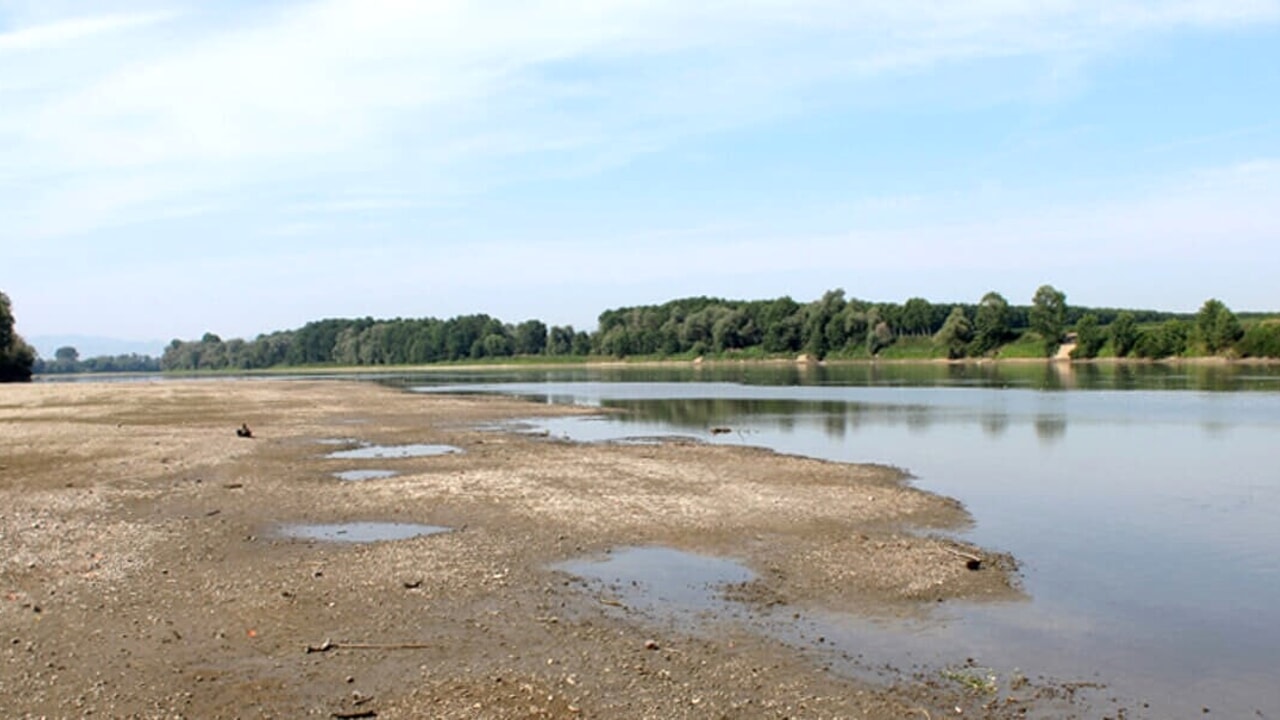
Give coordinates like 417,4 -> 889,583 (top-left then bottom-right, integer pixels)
29,335 -> 165,360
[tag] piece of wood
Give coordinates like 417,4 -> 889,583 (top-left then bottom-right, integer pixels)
941,546 -> 982,563
942,546 -> 984,570
305,639 -> 431,654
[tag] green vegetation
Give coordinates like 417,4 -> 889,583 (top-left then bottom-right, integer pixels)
934,306 -> 973,359
1109,312 -> 1140,358
33,346 -> 161,374
971,292 -> 1012,356
1029,284 -> 1067,356
1071,313 -> 1105,359
5,286 -> 1274,376
1,291 -> 36,382
155,289 -> 1274,371
941,665 -> 999,695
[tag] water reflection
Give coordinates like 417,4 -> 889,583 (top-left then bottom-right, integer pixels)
981,412 -> 1008,438
387,360 -> 1280,393
1033,415 -> 1067,444
400,363 -> 1280,718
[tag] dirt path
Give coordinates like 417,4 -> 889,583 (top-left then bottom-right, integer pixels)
1,379 -> 1079,718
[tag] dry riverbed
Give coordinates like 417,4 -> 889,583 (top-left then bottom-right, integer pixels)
2,379 -> 1081,718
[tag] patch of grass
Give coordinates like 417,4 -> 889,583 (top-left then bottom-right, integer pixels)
941,665 -> 999,695
875,336 -> 944,360
997,332 -> 1050,359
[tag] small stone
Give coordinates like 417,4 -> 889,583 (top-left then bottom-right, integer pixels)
644,640 -> 660,650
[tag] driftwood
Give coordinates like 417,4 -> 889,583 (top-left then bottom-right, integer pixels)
306,638 -> 432,654
331,711 -> 377,719
942,546 -> 983,570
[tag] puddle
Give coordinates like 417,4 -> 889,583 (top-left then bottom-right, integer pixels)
276,522 -> 449,543
332,469 -> 399,482
555,546 -> 755,626
557,546 -> 1119,716
325,443 -> 461,459
314,437 -> 362,446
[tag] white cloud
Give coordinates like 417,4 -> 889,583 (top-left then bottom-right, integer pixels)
0,11 -> 171,53
2,0 -> 1277,240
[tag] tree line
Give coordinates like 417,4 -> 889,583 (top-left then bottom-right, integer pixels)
5,285 -> 1278,382
34,346 -> 161,374
156,286 -> 1280,372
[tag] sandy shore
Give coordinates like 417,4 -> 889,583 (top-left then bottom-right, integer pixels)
1,379 -> 1064,718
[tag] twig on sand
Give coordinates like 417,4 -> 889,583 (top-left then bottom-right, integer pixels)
942,546 -> 983,570
331,711 -> 377,719
305,638 -> 432,654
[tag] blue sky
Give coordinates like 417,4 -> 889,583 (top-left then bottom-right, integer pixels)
2,1 -> 1278,352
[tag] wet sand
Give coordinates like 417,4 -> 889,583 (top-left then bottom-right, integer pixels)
1,379 -> 1068,718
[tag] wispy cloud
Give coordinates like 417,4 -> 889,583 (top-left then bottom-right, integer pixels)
0,11 -> 172,53
3,0 -> 1277,239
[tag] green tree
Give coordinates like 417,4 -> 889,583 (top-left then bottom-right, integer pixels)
802,289 -> 846,359
1029,284 -> 1067,356
0,291 -> 36,382
512,319 -> 548,356
934,306 -> 972,359
900,297 -> 933,336
1239,322 -> 1280,358
866,320 -> 894,355
1110,312 -> 1139,357
971,291 -> 1010,355
1136,319 -> 1190,359
1196,298 -> 1242,354
547,325 -> 575,355
1071,313 -> 1104,359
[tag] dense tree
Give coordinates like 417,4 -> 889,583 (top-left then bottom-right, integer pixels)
971,291 -> 1011,356
867,320 -> 895,355
803,290 -> 846,359
0,291 -> 36,382
1110,312 -> 1139,357
150,287 -> 1279,372
35,352 -> 161,374
1195,298 -> 1242,354
1135,319 -> 1190,359
1029,285 -> 1068,355
900,298 -> 933,337
547,325 -> 575,355
512,319 -> 548,356
934,306 -> 973,359
1239,322 -> 1280,358
1072,313 -> 1105,359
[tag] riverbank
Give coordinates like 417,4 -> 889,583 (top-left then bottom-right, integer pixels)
4,380 -> 1071,717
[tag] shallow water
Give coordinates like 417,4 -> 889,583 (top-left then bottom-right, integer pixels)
276,522 -> 449,543
332,469 -> 400,482
555,547 -> 755,628
409,364 -> 1280,718
325,443 -> 460,459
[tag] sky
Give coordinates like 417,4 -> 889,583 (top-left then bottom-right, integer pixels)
2,1 -> 1279,353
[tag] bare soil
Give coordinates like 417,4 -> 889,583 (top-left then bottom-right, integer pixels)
1,379 -> 1072,718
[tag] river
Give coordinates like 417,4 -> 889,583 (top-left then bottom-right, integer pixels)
400,361 -> 1280,718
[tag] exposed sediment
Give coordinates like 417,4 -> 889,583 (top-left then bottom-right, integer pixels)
2,379 -> 1045,718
